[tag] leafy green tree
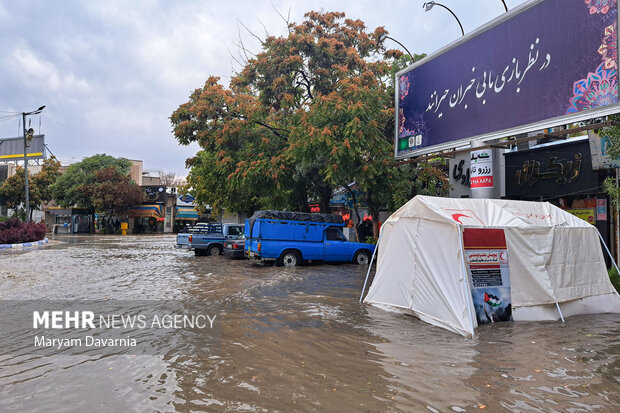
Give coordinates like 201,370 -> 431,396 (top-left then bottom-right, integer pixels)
51,154 -> 132,208
600,115 -> 620,209
79,167 -> 144,232
0,156 -> 61,219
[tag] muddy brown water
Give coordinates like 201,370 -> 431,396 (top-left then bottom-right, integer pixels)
0,235 -> 618,412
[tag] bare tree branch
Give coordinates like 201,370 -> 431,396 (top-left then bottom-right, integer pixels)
255,121 -> 288,139
237,18 -> 265,45
227,47 -> 245,72
235,23 -> 250,63
257,18 -> 270,38
272,3 -> 292,34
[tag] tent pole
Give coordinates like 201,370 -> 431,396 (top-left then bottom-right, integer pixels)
359,227 -> 384,303
555,302 -> 565,323
457,224 -> 476,335
597,230 -> 620,275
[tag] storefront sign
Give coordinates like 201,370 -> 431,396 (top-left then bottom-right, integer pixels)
395,0 -> 619,159
463,228 -> 512,325
566,208 -> 596,224
505,140 -> 598,199
449,154 -> 471,198
470,150 -> 493,188
143,186 -> 166,204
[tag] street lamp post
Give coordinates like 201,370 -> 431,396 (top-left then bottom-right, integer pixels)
22,105 -> 45,222
423,1 -> 465,36
384,35 -> 415,61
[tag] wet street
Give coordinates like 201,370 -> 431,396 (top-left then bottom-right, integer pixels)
0,235 -> 618,412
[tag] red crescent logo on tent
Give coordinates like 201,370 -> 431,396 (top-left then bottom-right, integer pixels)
499,251 -> 507,261
452,213 -> 470,224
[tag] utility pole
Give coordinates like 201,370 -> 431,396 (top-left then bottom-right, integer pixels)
22,112 -> 29,222
22,105 -> 45,222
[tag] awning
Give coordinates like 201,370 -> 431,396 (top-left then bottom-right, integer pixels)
175,206 -> 199,220
128,204 -> 164,219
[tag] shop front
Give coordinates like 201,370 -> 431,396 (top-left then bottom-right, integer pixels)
45,207 -> 92,234
505,138 -> 612,251
174,206 -> 199,232
174,194 -> 200,233
128,204 -> 165,233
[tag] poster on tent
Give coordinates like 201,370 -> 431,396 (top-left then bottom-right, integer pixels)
463,228 -> 513,324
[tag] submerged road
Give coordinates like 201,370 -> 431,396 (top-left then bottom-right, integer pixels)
0,235 -> 618,412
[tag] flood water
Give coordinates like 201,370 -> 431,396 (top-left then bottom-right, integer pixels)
0,235 -> 618,412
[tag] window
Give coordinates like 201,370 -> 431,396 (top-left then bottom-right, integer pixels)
229,226 -> 242,236
325,228 -> 345,241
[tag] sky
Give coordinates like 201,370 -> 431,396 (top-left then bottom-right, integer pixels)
0,0 -> 527,177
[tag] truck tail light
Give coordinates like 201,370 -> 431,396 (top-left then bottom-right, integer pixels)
223,242 -> 228,248
257,242 -> 261,253
188,235 -> 192,243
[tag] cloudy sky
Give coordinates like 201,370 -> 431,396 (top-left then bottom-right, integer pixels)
0,0 -> 527,176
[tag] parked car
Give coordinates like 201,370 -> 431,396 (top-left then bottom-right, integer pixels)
188,223 -> 244,256
244,210 -> 375,267
223,235 -> 245,259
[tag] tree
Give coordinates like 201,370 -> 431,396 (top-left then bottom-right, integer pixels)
51,154 -> 132,209
159,171 -> 178,187
600,115 -> 620,209
49,154 -> 134,232
172,11 -> 407,218
0,156 -> 61,219
79,168 -> 144,232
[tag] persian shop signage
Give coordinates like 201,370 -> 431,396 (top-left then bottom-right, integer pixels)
566,208 -> 596,224
470,150 -> 493,188
395,0 -> 619,159
505,140 -> 598,198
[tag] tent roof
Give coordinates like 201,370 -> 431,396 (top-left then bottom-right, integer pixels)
386,196 -> 591,228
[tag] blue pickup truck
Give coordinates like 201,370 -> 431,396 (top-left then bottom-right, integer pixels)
177,223 -> 244,256
244,210 -> 375,267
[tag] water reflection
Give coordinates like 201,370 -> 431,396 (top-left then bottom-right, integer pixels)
0,235 -> 618,411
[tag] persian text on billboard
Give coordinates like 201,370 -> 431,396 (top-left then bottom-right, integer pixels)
396,0 -> 619,158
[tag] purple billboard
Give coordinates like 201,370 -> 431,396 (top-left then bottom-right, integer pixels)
396,0 -> 619,159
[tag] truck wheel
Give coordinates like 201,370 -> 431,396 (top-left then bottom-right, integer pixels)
207,245 -> 222,256
354,250 -> 371,265
280,251 -> 300,267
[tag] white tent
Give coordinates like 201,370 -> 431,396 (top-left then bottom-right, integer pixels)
363,196 -> 620,337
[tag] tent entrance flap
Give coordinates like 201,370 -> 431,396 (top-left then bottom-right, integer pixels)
457,224 -> 476,335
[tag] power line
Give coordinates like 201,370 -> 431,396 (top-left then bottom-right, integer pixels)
0,113 -> 20,121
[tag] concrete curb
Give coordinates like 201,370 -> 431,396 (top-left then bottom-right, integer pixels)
0,238 -> 49,250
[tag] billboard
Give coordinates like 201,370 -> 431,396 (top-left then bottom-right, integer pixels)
0,135 -> 46,160
395,0 -> 619,159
